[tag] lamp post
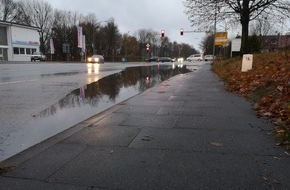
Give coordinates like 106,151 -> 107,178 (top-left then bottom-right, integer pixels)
213,3 -> 217,57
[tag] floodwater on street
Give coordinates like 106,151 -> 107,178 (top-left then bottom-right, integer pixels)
0,63 -> 196,162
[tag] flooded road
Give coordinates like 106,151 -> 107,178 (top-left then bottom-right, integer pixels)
0,62 -> 198,162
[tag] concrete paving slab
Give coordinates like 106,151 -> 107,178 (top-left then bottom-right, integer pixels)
3,143 -> 87,180
174,115 -> 272,131
156,106 -> 204,116
93,112 -> 127,127
63,125 -> 141,147
46,147 -> 274,190
114,104 -> 160,114
0,176 -> 95,190
120,113 -> 178,128
128,127 -> 281,155
126,97 -> 184,107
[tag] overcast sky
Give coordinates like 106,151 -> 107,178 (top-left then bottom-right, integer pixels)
42,0 -> 206,51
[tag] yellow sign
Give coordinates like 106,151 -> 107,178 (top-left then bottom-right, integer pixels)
215,32 -> 228,46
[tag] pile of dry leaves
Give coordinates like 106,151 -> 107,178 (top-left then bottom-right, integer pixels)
212,51 -> 290,149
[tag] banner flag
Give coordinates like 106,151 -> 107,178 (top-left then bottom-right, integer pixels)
77,26 -> 83,48
50,38 -> 55,54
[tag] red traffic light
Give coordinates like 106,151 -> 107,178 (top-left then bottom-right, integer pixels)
180,29 -> 184,35
161,30 -> 165,37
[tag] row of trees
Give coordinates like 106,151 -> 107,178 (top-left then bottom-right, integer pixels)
0,0 -> 198,61
184,0 -> 290,55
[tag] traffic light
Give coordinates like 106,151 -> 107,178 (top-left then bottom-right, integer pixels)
161,30 -> 165,37
180,28 -> 184,35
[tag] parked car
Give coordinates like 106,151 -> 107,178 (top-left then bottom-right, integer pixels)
159,57 -> 173,62
186,54 -> 203,61
148,56 -> 159,62
204,55 -> 215,61
87,55 -> 104,64
31,52 -> 46,61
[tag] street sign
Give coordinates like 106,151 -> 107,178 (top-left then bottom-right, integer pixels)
62,43 -> 70,53
215,32 -> 228,46
232,38 -> 241,52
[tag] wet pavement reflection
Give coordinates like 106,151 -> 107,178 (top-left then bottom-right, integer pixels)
38,64 -> 191,118
0,64 -> 191,161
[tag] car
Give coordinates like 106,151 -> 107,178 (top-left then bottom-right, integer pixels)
148,56 -> 159,62
186,54 -> 203,61
159,57 -> 173,62
204,55 -> 215,61
177,57 -> 184,62
31,52 -> 46,61
87,55 -> 104,64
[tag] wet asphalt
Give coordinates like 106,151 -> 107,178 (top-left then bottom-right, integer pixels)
0,63 -> 289,190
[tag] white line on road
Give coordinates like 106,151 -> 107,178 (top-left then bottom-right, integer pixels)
0,79 -> 38,85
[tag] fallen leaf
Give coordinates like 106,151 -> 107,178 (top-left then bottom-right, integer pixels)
276,86 -> 283,92
210,142 -> 223,147
263,112 -> 272,117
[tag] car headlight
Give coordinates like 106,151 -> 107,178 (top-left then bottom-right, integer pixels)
88,58 -> 92,62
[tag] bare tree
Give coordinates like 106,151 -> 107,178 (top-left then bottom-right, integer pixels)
0,0 -> 18,22
19,0 -> 54,54
184,0 -> 290,54
200,33 -> 215,55
99,19 -> 121,61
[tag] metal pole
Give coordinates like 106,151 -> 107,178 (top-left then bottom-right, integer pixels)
213,1 -> 217,57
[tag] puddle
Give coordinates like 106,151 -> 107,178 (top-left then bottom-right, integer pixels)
38,64 -> 191,118
0,64 -> 191,162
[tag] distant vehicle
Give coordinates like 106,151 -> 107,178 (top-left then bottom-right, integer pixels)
87,55 -> 104,64
177,57 -> 184,62
31,52 -> 46,61
159,57 -> 173,62
148,56 -> 159,62
186,54 -> 203,61
204,55 -> 215,61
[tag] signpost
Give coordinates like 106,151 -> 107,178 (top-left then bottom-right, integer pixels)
215,32 -> 228,46
146,43 -> 150,62
242,54 -> 253,72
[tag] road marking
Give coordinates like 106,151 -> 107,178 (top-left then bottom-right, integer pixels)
0,79 -> 38,85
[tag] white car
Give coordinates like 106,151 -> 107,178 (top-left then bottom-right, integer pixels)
186,54 -> 203,61
87,55 -> 104,64
204,55 -> 215,61
31,52 -> 46,61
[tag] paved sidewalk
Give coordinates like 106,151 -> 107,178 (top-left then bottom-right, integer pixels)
1,64 -> 289,190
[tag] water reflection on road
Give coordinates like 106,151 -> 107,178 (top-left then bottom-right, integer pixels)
0,64 -> 191,161
39,64 -> 190,118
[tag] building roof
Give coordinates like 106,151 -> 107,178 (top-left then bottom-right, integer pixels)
0,20 -> 40,31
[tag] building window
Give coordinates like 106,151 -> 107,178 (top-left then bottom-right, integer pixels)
14,47 -> 19,54
0,26 -> 8,45
20,48 -> 25,54
32,48 -> 36,54
26,48 -> 31,55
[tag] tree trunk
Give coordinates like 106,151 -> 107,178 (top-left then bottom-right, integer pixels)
240,0 -> 250,55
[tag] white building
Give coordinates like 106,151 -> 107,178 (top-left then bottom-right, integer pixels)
0,21 -> 40,61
